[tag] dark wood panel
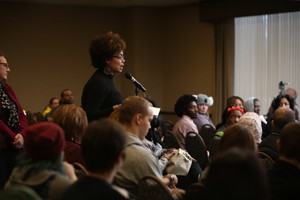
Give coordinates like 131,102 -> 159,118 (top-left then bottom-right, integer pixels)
199,0 -> 300,21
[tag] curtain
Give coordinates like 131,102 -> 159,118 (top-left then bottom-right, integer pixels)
234,11 -> 300,115
212,19 -> 235,124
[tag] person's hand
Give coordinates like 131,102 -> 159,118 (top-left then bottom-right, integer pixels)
171,188 -> 186,200
165,174 -> 178,189
12,133 -> 24,149
113,104 -> 121,110
161,149 -> 175,160
63,161 -> 77,182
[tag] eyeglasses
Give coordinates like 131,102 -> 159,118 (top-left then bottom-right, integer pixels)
112,55 -> 125,60
0,63 -> 9,69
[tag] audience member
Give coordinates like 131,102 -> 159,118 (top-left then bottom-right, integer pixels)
59,89 -> 74,105
142,134 -> 202,190
46,89 -> 75,121
216,95 -> 244,131
193,93 -> 215,132
81,31 -> 126,122
265,93 -> 297,135
5,122 -> 77,200
284,87 -> 299,120
238,112 -> 263,144
226,95 -> 244,108
42,97 -> 59,117
244,97 -> 268,139
25,111 -> 47,126
268,122 -> 300,200
217,124 -> 258,153
114,96 -> 184,199
0,52 -> 28,188
259,107 -> 295,161
199,123 -> 258,183
186,148 -> 270,200
172,94 -> 199,149
60,118 -> 129,200
215,105 -> 244,138
52,104 -> 88,166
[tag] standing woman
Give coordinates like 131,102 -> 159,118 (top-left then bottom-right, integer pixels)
81,31 -> 126,122
0,52 -> 28,188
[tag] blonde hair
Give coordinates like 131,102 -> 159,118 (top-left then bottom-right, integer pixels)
119,96 -> 151,126
53,104 -> 88,144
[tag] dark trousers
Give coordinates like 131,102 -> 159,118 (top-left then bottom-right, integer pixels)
177,160 -> 202,189
0,147 -> 21,189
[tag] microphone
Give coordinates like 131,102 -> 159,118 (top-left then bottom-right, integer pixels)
125,72 -> 146,92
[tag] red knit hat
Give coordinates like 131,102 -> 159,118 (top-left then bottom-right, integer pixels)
24,122 -> 65,160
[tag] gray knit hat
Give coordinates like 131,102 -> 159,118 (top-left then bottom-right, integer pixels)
195,94 -> 214,106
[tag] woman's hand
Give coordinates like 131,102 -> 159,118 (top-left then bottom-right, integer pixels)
12,133 -> 24,149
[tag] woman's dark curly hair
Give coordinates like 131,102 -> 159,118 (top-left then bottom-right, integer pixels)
174,94 -> 197,117
271,94 -> 295,111
89,31 -> 126,70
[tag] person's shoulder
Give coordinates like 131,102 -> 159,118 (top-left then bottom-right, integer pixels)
2,83 -> 14,92
61,177 -> 129,200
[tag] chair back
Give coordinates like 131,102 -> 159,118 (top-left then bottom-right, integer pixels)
185,132 -> 209,169
207,137 -> 221,161
0,185 -> 42,200
162,131 -> 180,149
199,124 -> 216,148
138,176 -> 174,200
257,151 -> 275,170
73,162 -> 87,178
163,120 -> 175,132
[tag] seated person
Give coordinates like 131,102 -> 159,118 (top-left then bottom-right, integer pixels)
185,148 -> 269,200
142,134 -> 202,189
244,97 -> 268,139
114,96 -> 185,200
172,94 -> 199,149
268,122 -> 300,200
5,122 -> 77,200
193,93 -> 215,132
61,118 -> 129,200
52,104 -> 88,166
42,97 -> 59,117
238,112 -> 263,144
259,107 -> 295,161
199,123 -> 258,183
215,106 -> 244,138
215,95 -> 244,131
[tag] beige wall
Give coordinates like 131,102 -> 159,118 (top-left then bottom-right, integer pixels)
0,2 -> 216,123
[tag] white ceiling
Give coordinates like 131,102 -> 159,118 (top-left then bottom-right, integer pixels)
0,0 -> 199,7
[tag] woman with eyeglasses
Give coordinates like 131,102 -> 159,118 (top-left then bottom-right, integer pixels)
81,31 -> 126,122
0,52 -> 28,189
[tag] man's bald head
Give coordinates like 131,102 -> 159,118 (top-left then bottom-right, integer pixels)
273,107 -> 295,130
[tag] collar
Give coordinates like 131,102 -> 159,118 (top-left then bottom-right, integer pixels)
103,68 -> 114,78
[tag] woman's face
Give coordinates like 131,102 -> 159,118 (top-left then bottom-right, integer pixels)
227,110 -> 243,126
254,100 -> 261,115
106,50 -> 125,73
279,97 -> 290,108
50,99 -> 60,108
0,56 -> 10,82
197,104 -> 209,114
233,99 -> 243,109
